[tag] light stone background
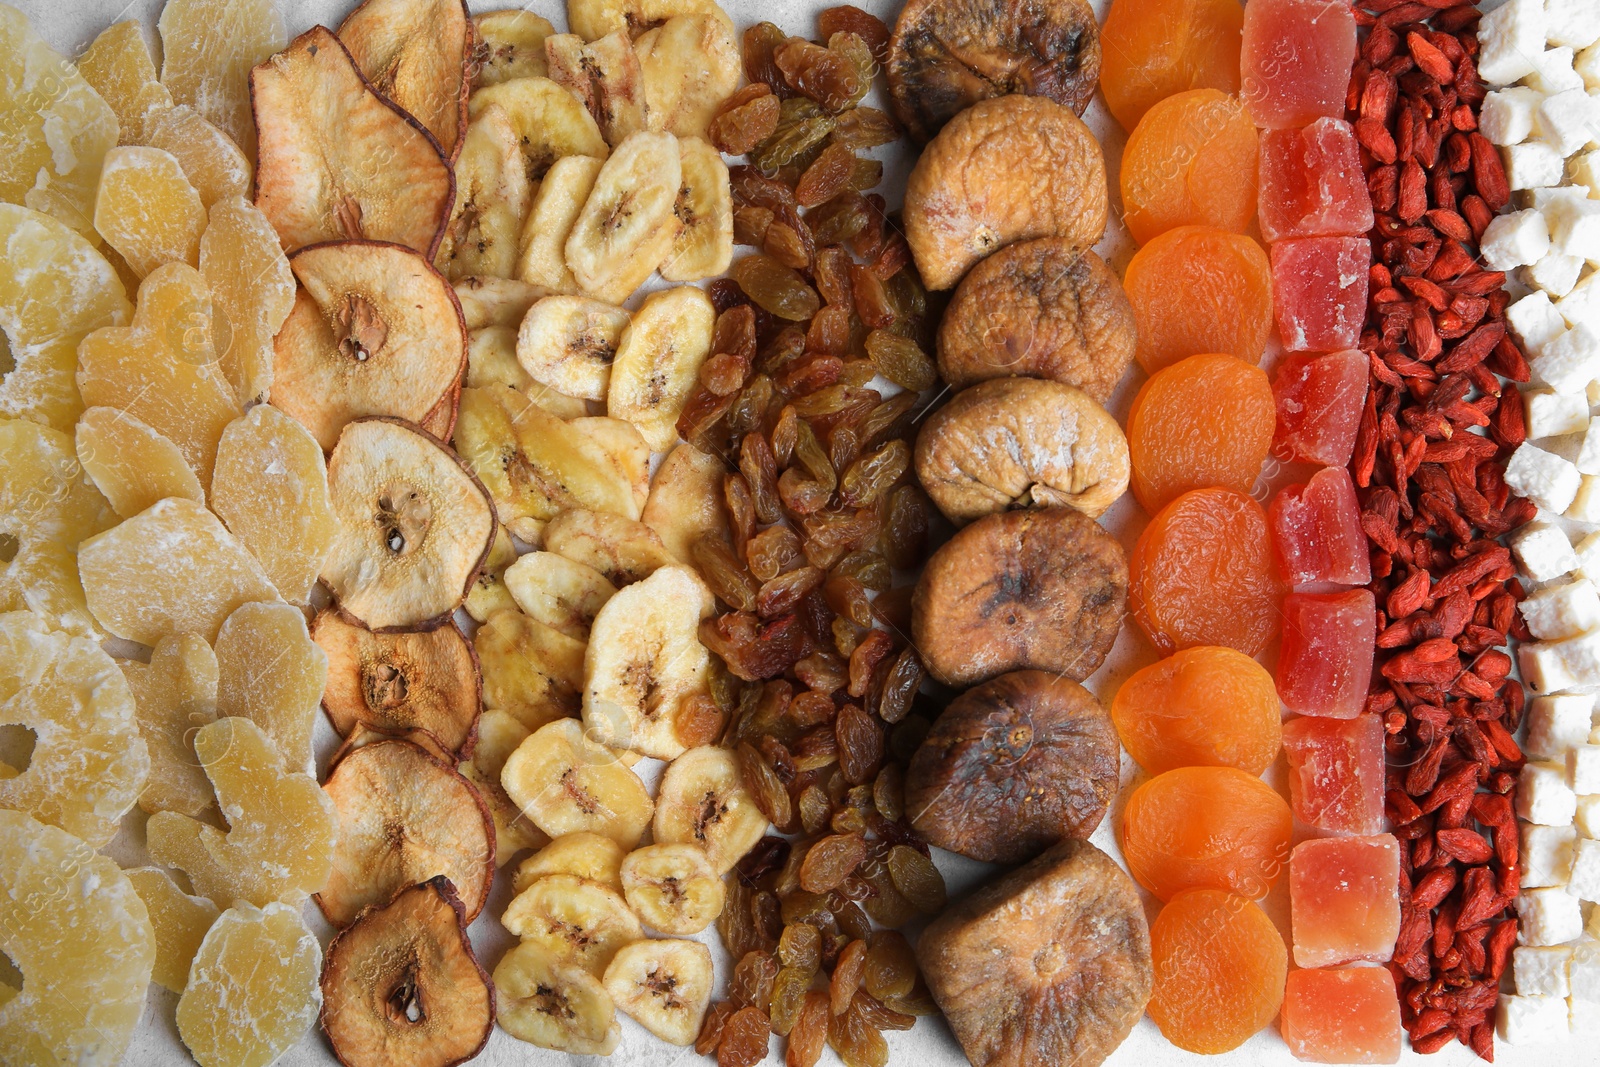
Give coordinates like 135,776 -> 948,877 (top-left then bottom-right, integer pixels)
11,0 -> 1515,1064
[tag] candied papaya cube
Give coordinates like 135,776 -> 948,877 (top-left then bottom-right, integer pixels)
1290,835 -> 1401,968
1259,118 -> 1376,242
1281,966 -> 1402,1064
1272,351 -> 1369,466
1282,714 -> 1386,835
1278,590 -> 1376,719
1270,467 -> 1371,586
1241,0 -> 1358,129
1272,237 -> 1370,353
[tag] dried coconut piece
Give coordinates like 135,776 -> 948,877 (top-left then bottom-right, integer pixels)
210,405 -> 336,604
158,0 -> 286,160
76,261 -> 243,486
215,601 -> 326,773
251,26 -> 452,256
123,632 -> 220,819
176,901 -> 322,1067
338,0 -> 472,160
200,197 -> 294,405
79,498 -> 280,646
145,104 -> 253,208
75,406 -> 205,518
476,608 -> 586,731
147,716 -> 337,908
0,203 -> 130,432
435,103 -> 532,281
126,866 -> 220,993
0,5 -> 118,235
0,610 -> 148,846
463,708 -> 548,866
76,20 -> 173,145
0,808 -> 155,1067
93,145 -> 207,279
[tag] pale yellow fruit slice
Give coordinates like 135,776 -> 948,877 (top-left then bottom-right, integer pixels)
199,196 -> 294,405
504,551 -> 618,640
513,831 -> 627,895
465,525 -> 520,623
472,9 -> 554,87
516,153 -> 604,294
338,0 -> 472,160
641,442 -> 728,565
93,145 -> 207,279
602,937 -> 714,1044
75,406 -> 205,518
215,601 -> 326,773
462,707 -> 548,866
466,325 -> 533,392
495,940 -> 620,1055
0,808 -> 154,1067
76,20 -> 173,145
476,608 -> 586,732
661,134 -> 732,282
606,284 -> 715,451
635,15 -> 739,141
567,0 -> 734,41
158,0 -> 287,160
455,274 -> 546,329
564,130 -> 681,305
468,76 -> 608,185
501,716 -> 654,847
544,508 -> 676,587
435,103 -> 531,281
546,31 -> 649,146
126,866 -> 220,994
144,104 -> 252,208
122,632 -> 220,820
501,873 -> 641,975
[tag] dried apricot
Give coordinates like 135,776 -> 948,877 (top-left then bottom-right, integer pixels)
1129,487 -> 1285,656
1100,0 -> 1244,133
1120,90 -> 1258,245
1123,225 -> 1273,375
1110,646 -> 1281,776
1148,888 -> 1286,1054
1120,766 -> 1292,901
1126,353 -> 1275,514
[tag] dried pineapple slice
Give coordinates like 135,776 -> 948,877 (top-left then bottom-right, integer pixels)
215,601 -> 326,773
76,20 -> 172,145
635,15 -> 739,141
123,632 -> 219,819
465,526 -> 520,622
641,442 -> 728,565
515,154 -> 604,294
455,274 -> 546,329
148,716 -> 337,908
176,901 -> 322,1067
567,0 -> 734,41
0,5 -> 118,235
472,9 -> 554,87
210,405 -> 336,604
93,145 -> 207,279
76,261 -> 243,487
0,611 -> 148,846
463,707 -> 548,866
158,0 -> 287,161
436,104 -> 532,282
126,866 -> 220,994
0,808 -> 154,1067
199,197 -> 294,406
0,203 -> 130,432
79,498 -> 280,646
338,0 -> 472,160
144,105 -> 252,208
75,406 -> 205,518
476,607 -> 586,732
468,76 -> 608,185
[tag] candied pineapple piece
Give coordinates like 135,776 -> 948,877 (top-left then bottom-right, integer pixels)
77,21 -> 173,145
0,419 -> 115,637
176,901 -> 322,1067
211,405 -> 336,603
214,602 -> 325,773
158,0 -> 287,160
0,611 -> 148,846
148,716 -> 337,908
199,197 -> 293,405
93,145 -> 208,279
122,632 -> 220,819
464,708 -> 549,865
75,406 -> 205,518
79,498 -> 279,646
0,809 -> 155,1067
477,608 -> 586,731
126,866 -> 220,993
77,262 -> 243,485
0,203 -> 130,432
0,5 -> 118,234
145,105 -> 252,208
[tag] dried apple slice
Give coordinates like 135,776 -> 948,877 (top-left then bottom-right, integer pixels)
338,0 -> 472,160
251,26 -> 453,256
126,866 -> 220,994
76,406 -> 205,518
468,76 -> 609,185
495,940 -> 621,1055
476,608 -> 586,732
93,145 -> 208,279
321,418 -> 495,631
473,9 -> 555,86
321,876 -> 494,1067
455,274 -> 547,329
200,196 -> 296,406
546,31 -> 649,146
76,20 -> 173,145
158,0 -> 287,160
435,104 -> 532,281
123,632 -> 220,820
462,708 -> 548,865
504,551 -> 618,640
515,154 -> 605,294
215,601 -> 326,773
502,716 -> 654,846
318,736 -> 496,927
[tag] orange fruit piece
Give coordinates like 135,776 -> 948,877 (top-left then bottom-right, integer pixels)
1130,487 -> 1285,656
1101,0 -> 1245,133
1123,225 -> 1273,375
1127,353 -> 1275,514
1121,766 -> 1292,901
1111,646 -> 1282,776
1121,90 -> 1259,245
1149,888 -> 1287,1054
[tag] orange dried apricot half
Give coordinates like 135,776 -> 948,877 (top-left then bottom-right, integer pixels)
1120,89 -> 1258,245
1148,888 -> 1287,1054
1121,765 -> 1293,901
1100,0 -> 1244,133
1123,225 -> 1273,375
1111,646 -> 1282,776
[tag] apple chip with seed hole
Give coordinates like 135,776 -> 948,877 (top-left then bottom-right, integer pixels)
123,632 -> 220,820
76,406 -> 205,518
216,601 -> 327,772
272,240 -> 468,450
338,0 -> 473,160
318,736 -> 497,927
477,608 -> 586,732
321,876 -> 494,1067
251,26 -> 453,256
463,708 -> 549,865
127,866 -> 220,994
321,418 -> 496,631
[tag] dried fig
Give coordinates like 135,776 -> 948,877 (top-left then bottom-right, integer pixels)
905,671 -> 1117,864
911,507 -> 1126,687
887,0 -> 1102,143
936,239 -> 1136,403
915,377 -> 1129,525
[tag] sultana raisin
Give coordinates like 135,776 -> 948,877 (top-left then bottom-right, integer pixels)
850,264 -> 895,329
792,420 -> 836,488
831,106 -> 899,151
830,939 -> 868,1016
887,844 -> 946,914
786,990 -> 830,1067
799,833 -> 868,894
798,784 -> 834,833
779,920 -> 823,973
728,374 -> 775,437
875,645 -> 924,724
849,156 -> 885,192
862,930 -> 918,1001
865,329 -> 937,391
852,990 -> 916,1032
827,32 -> 876,110
752,98 -> 837,174
818,7 -> 891,65
823,575 -> 874,630
839,440 -> 909,508
807,305 -> 852,357
794,649 -> 849,695
770,965 -> 812,1036
765,212 -> 814,271
834,896 -> 873,941
739,741 -> 795,828
848,629 -> 894,699
777,37 -> 863,113
858,392 -> 917,452
698,1001 -> 736,1055
719,1005 -> 774,1067
735,205 -> 775,247
746,525 -> 805,582
701,351 -> 752,396
734,255 -> 822,322
836,703 -> 884,785
833,549 -> 890,592
725,472 -> 756,555
744,23 -> 793,98
797,142 -> 859,208
731,950 -> 780,1011
712,84 -> 782,156
758,565 -> 827,618
739,434 -> 781,525
881,484 -> 929,570
810,192 -> 872,246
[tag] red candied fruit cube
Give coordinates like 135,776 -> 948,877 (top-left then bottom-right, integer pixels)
1289,835 -> 1401,967
1241,0 -> 1358,129
1278,590 -> 1376,720
1258,118 -> 1376,242
1272,350 -> 1369,466
1270,467 -> 1371,586
1271,237 -> 1370,353
1281,966 -> 1402,1064
1282,714 -> 1386,834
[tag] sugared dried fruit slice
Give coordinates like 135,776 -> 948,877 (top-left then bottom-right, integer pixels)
472,9 -> 554,85
338,0 -> 472,159
319,737 -> 496,927
565,130 -> 683,305
147,716 -> 338,907
635,15 -> 740,140
495,941 -> 621,1054
122,632 -> 220,819
468,75 -> 609,187
1099,0 -> 1243,132
176,901 -> 322,1067
321,418 -> 495,631
199,196 -> 295,405
251,26 -> 452,255
1124,225 -> 1274,375
0,611 -> 147,846
1121,766 -> 1293,901
126,866 -> 220,993
75,406 -> 204,518
79,498 -> 279,645
434,104 -> 532,281
607,285 -> 716,450
462,708 -> 547,865
502,716 -> 655,847
477,608 -> 586,731
158,0 -> 286,159
1120,89 -> 1258,244
502,873 -> 642,974
1148,889 -> 1287,1054
0,808 -> 154,1067
603,938 -> 714,1045
321,876 -> 494,1067
653,744 -> 768,871
76,20 -> 172,145
215,601 -> 326,772
1111,646 -> 1282,776
93,145 -> 208,279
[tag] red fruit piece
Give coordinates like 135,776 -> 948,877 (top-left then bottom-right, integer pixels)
1271,350 -> 1368,466
1281,713 -> 1386,835
1277,589 -> 1376,719
1271,237 -> 1370,353
1289,834 -> 1401,968
1240,0 -> 1358,129
1280,966 -> 1402,1064
1258,118 -> 1375,242
1270,466 -> 1371,586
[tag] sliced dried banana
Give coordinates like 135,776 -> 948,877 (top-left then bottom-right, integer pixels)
570,416 -> 651,515
454,275 -> 547,329
568,0 -> 734,41
476,608 -> 585,732
641,443 -> 729,565
515,155 -> 605,294
462,708 -> 549,866
602,938 -> 714,1046
635,15 -> 740,140
544,509 -> 677,587
545,32 -> 649,146
472,9 -> 554,87
512,832 -> 627,895
661,136 -> 731,282
436,104 -> 532,281
495,941 -> 621,1055
502,716 -> 655,846
564,130 -> 682,305
606,285 -> 716,451
466,527 -> 520,622
515,295 -> 630,401
468,76 -> 608,185
502,873 -> 641,974
653,745 -> 769,872
504,551 -> 619,640
618,843 -> 724,935
466,326 -> 531,391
